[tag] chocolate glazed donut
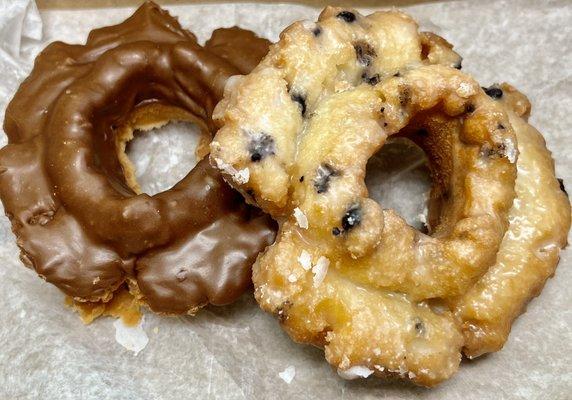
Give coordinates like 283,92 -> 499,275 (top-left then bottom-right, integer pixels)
0,2 -> 276,315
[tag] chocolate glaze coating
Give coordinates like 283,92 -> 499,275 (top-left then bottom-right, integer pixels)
0,2 -> 276,314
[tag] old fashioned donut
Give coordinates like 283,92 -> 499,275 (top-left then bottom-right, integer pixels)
0,2 -> 275,316
211,7 -> 569,386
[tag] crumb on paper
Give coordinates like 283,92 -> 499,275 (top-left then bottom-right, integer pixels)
312,256 -> 329,287
293,207 -> 308,229
337,365 -> 374,380
113,315 -> 149,356
298,250 -> 312,270
278,365 -> 296,384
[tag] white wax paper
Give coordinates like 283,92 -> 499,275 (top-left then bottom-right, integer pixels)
0,1 -> 571,399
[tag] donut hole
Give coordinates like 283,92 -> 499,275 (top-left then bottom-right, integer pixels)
366,137 -> 431,231
110,103 -> 211,197
125,121 -> 206,195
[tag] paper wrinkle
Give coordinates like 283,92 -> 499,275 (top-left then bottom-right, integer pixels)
0,1 -> 571,399
0,0 -> 42,59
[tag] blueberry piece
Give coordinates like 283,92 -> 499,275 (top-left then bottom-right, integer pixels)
291,92 -> 307,116
558,178 -> 568,197
299,176 -> 304,182
314,163 -> 339,194
354,41 -> 377,66
341,204 -> 361,231
312,26 -> 322,36
248,132 -> 275,162
454,59 -> 463,70
361,72 -> 380,86
483,85 -> 503,99
336,11 -> 356,23
332,227 -> 341,236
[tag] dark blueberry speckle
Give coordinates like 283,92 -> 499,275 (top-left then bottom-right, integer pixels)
332,227 -> 341,236
399,86 -> 412,106
248,132 -> 275,162
414,318 -> 425,336
314,163 -> 340,194
354,41 -> 377,66
481,142 -> 507,159
558,178 -> 568,197
380,107 -> 385,113
454,59 -> 463,70
291,92 -> 307,116
299,176 -> 305,182
465,103 -> 476,114
312,26 -> 322,36
393,72 -> 401,77
498,123 -> 505,130
341,204 -> 361,231
362,72 -> 380,86
337,11 -> 356,23
483,85 -> 503,99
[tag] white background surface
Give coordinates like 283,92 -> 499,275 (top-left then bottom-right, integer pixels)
0,1 -> 570,399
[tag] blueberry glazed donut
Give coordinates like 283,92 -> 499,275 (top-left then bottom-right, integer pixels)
210,7 -> 570,386
0,2 -> 276,318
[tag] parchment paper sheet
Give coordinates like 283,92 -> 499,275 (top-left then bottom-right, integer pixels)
0,1 -> 570,399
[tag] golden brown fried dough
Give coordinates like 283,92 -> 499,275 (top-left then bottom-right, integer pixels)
210,7 -> 528,386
